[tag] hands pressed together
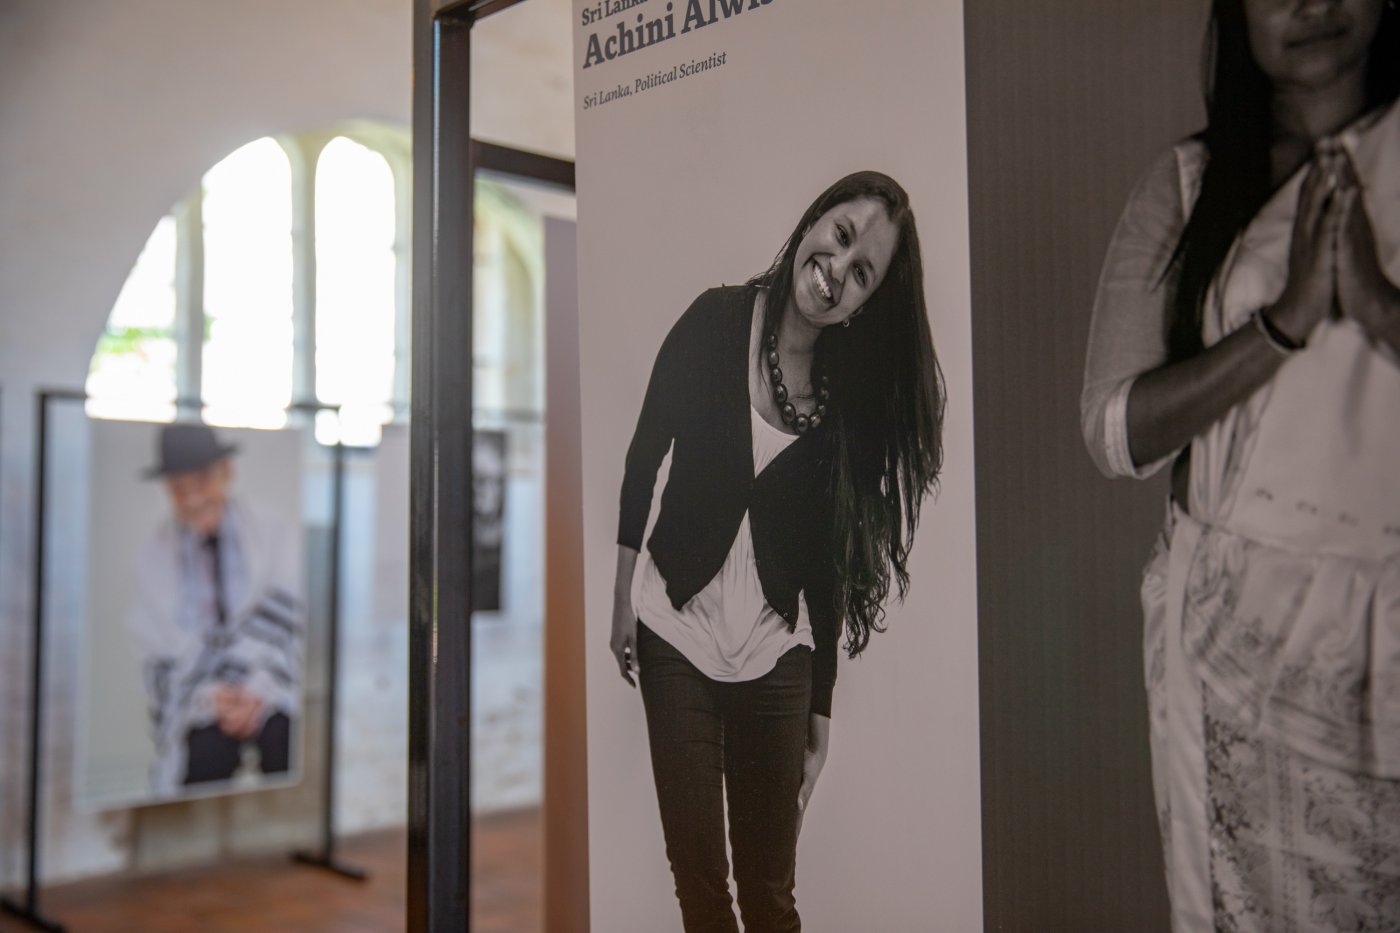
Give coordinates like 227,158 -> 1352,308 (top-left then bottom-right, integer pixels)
1278,142 -> 1400,354
1122,140 -> 1400,471
213,684 -> 265,740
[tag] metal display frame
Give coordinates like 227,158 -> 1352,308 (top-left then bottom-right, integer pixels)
0,389 -> 74,933
410,1 -> 575,928
0,393 -> 363,932
292,436 -> 367,882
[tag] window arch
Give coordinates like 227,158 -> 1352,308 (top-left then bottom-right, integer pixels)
313,135 -> 400,444
86,214 -> 180,423
93,124 -> 563,447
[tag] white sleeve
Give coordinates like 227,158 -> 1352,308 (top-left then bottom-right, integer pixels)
1081,147 -> 1190,480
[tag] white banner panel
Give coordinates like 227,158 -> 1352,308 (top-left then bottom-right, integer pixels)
79,422 -> 306,809
573,2 -> 982,929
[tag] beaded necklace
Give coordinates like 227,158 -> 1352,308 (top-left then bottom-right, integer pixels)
765,332 -> 829,434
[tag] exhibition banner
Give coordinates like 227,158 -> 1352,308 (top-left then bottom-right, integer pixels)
79,421 -> 306,809
572,1 -> 983,928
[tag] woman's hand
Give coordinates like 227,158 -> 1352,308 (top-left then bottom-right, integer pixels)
611,545 -> 641,687
610,596 -> 638,687
796,713 -> 830,837
1334,151 -> 1400,354
1270,147 -> 1350,343
1122,149 -> 1351,469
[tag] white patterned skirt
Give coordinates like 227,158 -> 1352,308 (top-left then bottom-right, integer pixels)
1143,507 -> 1400,933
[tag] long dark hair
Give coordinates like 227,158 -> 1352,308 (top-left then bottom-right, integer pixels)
749,171 -> 944,658
1168,0 -> 1400,360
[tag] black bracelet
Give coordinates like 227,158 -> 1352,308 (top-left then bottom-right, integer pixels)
1252,308 -> 1306,355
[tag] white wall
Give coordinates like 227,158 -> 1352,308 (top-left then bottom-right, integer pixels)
0,0 -> 574,886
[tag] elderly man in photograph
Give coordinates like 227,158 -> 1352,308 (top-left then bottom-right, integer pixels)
127,423 -> 304,794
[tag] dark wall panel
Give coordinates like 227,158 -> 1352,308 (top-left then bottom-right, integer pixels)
964,3 -> 1207,930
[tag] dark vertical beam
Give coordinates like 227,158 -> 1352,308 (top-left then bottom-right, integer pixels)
323,441 -> 346,858
409,3 -> 476,931
22,392 -> 49,917
0,392 -> 67,933
408,3 -> 435,927
292,439 -> 366,881
410,2 -> 549,929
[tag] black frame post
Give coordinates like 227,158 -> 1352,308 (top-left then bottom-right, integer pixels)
293,439 -> 366,880
1,391 -> 68,933
409,4 -> 475,930
411,2 -> 575,928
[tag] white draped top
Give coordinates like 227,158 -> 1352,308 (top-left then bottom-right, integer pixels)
1082,98 -> 1400,777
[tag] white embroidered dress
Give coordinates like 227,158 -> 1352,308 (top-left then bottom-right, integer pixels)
1083,100 -> 1400,932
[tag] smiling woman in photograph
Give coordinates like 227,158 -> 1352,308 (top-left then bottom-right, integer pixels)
609,170 -> 943,932
1082,0 -> 1400,928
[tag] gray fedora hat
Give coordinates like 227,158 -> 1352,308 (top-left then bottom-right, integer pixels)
142,424 -> 239,479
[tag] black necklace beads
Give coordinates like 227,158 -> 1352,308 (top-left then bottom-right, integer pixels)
766,332 -> 829,434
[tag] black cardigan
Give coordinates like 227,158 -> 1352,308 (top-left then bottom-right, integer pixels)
617,285 -> 839,716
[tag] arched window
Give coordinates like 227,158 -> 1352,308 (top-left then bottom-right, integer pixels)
87,124 -> 446,443
86,215 -> 179,422
314,136 -> 400,444
90,125 -> 544,446
201,137 -> 296,429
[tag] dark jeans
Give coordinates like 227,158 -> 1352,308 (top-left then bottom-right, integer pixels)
183,711 -> 292,785
637,622 -> 811,933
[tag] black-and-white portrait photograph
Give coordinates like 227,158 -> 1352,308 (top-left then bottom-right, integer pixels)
572,1 -> 982,929
608,170 -> 944,930
964,1 -> 1400,930
80,422 -> 306,808
472,428 -> 509,614
374,424 -> 510,618
1082,3 -> 1400,928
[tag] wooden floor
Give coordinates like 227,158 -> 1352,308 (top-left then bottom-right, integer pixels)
0,809 -> 540,933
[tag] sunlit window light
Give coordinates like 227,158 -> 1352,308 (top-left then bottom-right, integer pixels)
86,214 -> 178,422
314,136 -> 397,446
202,137 -> 294,430
88,125 -> 552,452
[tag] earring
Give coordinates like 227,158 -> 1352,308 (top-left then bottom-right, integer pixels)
842,319 -> 851,328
